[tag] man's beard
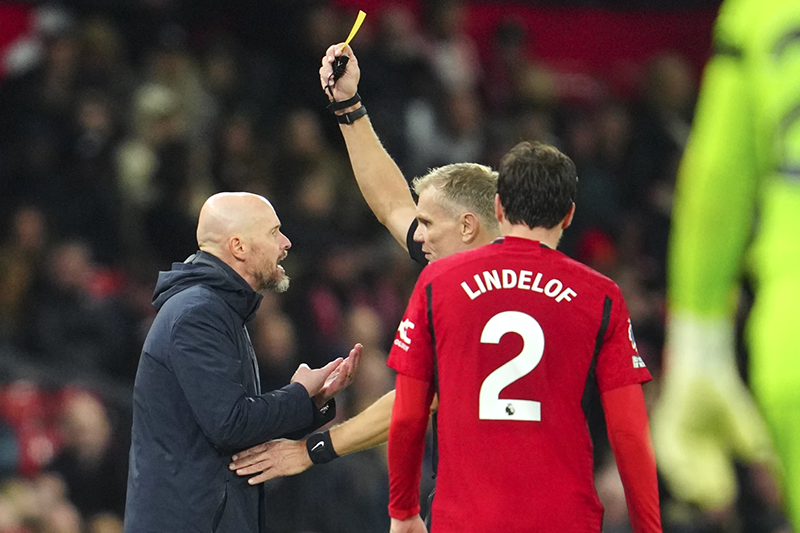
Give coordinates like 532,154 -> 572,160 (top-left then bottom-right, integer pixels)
255,265 -> 290,293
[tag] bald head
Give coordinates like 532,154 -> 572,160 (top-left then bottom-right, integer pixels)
196,192 -> 292,293
197,192 -> 276,255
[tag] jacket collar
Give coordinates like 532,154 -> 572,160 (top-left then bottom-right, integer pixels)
190,251 -> 263,323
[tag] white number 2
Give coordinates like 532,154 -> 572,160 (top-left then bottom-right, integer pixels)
479,311 -> 544,421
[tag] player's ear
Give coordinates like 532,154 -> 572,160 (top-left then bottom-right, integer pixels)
494,194 -> 505,224
560,203 -> 576,230
461,213 -> 479,243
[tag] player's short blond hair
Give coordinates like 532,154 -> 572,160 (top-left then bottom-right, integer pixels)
412,163 -> 499,229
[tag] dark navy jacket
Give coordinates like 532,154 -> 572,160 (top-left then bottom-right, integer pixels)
124,252 -> 333,533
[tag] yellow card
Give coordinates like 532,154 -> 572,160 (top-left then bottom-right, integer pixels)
342,10 -> 367,50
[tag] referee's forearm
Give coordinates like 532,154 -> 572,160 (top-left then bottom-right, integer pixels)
340,115 -> 416,247
331,389 -> 394,455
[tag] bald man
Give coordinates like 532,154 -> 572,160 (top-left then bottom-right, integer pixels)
125,193 -> 361,533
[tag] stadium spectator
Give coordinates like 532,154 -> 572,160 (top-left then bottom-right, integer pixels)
46,389 -> 127,524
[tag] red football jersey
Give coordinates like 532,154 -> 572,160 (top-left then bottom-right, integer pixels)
388,237 -> 652,533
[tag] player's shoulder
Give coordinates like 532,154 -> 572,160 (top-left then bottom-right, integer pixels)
716,0 -> 789,50
554,249 -> 618,283
542,246 -> 625,300
420,239 -> 623,298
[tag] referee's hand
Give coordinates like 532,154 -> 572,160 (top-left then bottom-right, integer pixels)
320,43 -> 360,102
230,439 -> 311,485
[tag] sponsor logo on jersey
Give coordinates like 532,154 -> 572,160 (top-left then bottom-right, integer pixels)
632,355 -> 646,368
393,319 -> 415,352
398,319 -> 415,343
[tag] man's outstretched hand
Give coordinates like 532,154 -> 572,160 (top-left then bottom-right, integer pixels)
230,439 -> 311,485
290,358 -> 341,399
314,343 -> 362,408
290,343 -> 361,404
233,344 -> 362,485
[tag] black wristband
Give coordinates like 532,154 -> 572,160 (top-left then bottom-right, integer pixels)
336,105 -> 367,125
306,430 -> 339,465
328,93 -> 361,112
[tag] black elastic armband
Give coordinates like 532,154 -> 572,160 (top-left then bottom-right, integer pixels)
336,105 -> 367,125
328,93 -> 361,112
306,430 -> 339,465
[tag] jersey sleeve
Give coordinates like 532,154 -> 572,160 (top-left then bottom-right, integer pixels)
595,287 -> 652,393
602,384 -> 662,533
406,219 -> 428,266
387,269 -> 435,383
668,0 -> 758,319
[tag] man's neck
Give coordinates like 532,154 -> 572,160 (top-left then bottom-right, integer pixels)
199,246 -> 260,292
475,232 -> 500,247
502,222 -> 562,250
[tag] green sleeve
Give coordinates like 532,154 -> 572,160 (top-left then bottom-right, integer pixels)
668,0 -> 760,319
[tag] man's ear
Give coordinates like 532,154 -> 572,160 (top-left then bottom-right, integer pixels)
461,213 -> 480,244
229,236 -> 246,261
494,194 -> 504,223
560,203 -> 576,230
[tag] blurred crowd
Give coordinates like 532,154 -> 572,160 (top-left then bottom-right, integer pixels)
0,1 -> 789,532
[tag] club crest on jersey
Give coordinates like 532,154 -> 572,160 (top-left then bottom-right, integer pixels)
627,319 -> 638,351
627,319 -> 645,367
394,319 -> 415,351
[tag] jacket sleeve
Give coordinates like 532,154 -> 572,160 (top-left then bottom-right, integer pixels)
282,398 -> 337,440
169,305 -> 315,451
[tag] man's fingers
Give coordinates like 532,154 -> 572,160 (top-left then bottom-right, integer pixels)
350,343 -> 362,369
235,460 -> 272,476
325,42 -> 350,63
344,343 -> 363,379
325,44 -> 339,59
248,469 -> 278,485
291,363 -> 311,383
230,454 -> 262,470
230,450 -> 269,470
349,343 -> 363,359
320,59 -> 333,76
331,367 -> 347,387
231,442 -> 267,463
320,357 -> 343,377
333,42 -> 347,58
341,358 -> 354,380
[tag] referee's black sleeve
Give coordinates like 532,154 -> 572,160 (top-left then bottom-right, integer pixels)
406,219 -> 428,266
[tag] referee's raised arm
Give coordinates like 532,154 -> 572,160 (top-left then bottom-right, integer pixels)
320,43 -> 417,250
